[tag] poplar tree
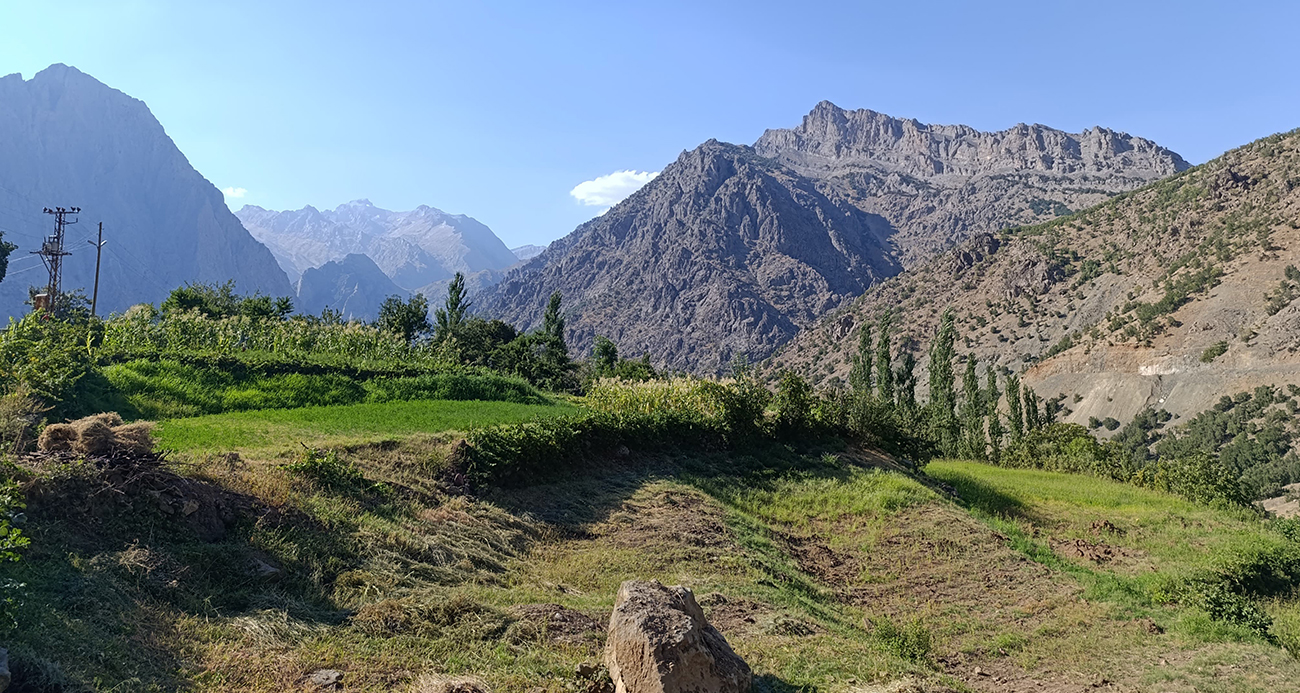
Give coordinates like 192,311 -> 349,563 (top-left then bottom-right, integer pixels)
895,350 -> 917,411
1006,372 -> 1024,442
875,310 -> 895,404
959,355 -> 985,460
927,310 -> 959,455
433,272 -> 470,343
986,364 -> 1003,463
1023,385 -> 1042,431
849,322 -> 873,396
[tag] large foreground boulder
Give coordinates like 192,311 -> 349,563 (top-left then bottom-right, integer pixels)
605,580 -> 751,693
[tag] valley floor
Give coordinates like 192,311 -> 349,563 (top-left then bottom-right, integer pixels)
6,403 -> 1300,692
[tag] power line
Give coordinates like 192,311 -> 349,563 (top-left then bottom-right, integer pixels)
32,206 -> 79,304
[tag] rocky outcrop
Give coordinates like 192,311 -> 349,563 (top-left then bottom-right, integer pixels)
755,101 -> 1189,267
237,199 -> 517,290
0,64 -> 292,319
484,141 -> 900,374
295,253 -> 406,320
605,580 -> 751,693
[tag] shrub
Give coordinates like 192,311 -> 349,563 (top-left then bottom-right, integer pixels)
870,616 -> 932,662
283,447 -> 366,490
1200,341 -> 1229,363
772,371 -> 815,437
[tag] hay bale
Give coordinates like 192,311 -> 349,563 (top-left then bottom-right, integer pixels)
111,422 -> 155,455
37,423 -> 77,453
82,412 -> 123,429
73,419 -> 114,456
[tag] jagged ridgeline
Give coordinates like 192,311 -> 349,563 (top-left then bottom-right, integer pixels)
483,102 -> 1186,375
773,128 -> 1300,425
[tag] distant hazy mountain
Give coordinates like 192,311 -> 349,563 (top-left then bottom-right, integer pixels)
484,102 -> 1188,373
0,64 -> 291,318
237,200 -> 517,290
511,244 -> 546,261
295,253 -> 405,321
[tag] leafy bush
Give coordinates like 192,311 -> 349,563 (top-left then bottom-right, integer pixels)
870,615 -> 932,662
0,313 -> 100,420
282,447 -> 366,489
1200,341 -> 1229,362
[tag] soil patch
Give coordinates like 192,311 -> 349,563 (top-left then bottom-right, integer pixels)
508,603 -> 605,646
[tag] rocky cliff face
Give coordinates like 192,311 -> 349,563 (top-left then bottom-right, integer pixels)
484,103 -> 1185,374
0,64 -> 291,317
294,253 -> 405,321
486,141 -> 900,373
755,101 -> 1191,266
237,200 -> 517,291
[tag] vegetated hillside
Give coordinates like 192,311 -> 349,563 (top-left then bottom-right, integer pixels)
0,64 -> 291,318
770,128 -> 1300,427
756,101 -> 1189,267
485,102 -> 1184,374
237,199 -> 517,290
486,141 -> 901,374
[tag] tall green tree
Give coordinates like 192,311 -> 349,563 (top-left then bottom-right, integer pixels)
876,310 -> 894,404
592,335 -> 618,375
959,355 -> 985,460
376,293 -> 431,345
895,350 -> 917,410
433,272 -> 470,343
986,364 -> 1003,463
927,310 -> 959,455
1024,386 -> 1042,431
1006,372 -> 1024,442
849,322 -> 873,395
542,291 -> 567,354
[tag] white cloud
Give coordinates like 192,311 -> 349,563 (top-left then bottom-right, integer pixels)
222,186 -> 248,199
569,170 -> 658,208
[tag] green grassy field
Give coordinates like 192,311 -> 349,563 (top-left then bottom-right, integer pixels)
156,398 -> 579,454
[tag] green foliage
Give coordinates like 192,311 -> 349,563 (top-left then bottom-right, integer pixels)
959,356 -> 985,460
0,312 -> 101,420
592,335 -> 618,376
541,291 -> 567,354
894,349 -> 917,410
1200,341 -> 1229,363
454,318 -> 519,368
927,310 -> 958,455
1006,374 -> 1024,442
848,322 -> 872,395
376,293 -> 431,345
986,365 -> 1003,464
103,358 -> 548,419
161,280 -> 292,320
1123,265 -> 1223,327
869,615 -> 932,662
433,272 -> 471,343
0,232 -> 15,284
282,447 -> 366,489
773,371 -> 815,437
875,310 -> 894,402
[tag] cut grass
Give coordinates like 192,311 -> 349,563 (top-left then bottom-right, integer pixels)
156,398 -> 579,455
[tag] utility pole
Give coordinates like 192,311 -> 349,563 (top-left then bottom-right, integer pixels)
32,206 -> 79,310
88,222 -> 106,317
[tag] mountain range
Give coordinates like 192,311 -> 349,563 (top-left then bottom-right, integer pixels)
771,128 -> 1300,425
482,102 -> 1189,373
0,64 -> 290,318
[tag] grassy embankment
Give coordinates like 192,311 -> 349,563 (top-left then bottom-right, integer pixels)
7,396 -> 1300,693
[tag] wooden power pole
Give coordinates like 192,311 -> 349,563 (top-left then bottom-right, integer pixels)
88,222 -> 105,316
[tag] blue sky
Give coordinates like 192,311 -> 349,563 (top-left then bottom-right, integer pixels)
1,0 -> 1296,248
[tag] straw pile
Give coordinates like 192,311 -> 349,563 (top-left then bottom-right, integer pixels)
37,412 -> 156,457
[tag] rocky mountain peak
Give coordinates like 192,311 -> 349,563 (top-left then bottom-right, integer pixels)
755,101 -> 1190,179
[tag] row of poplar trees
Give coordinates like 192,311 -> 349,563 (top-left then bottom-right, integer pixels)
848,308 -> 1051,461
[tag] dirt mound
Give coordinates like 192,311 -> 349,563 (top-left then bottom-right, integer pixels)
23,453 -> 254,542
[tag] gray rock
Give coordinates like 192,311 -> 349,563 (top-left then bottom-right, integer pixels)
605,580 -> 751,693
308,668 -> 343,687
294,253 -> 407,321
